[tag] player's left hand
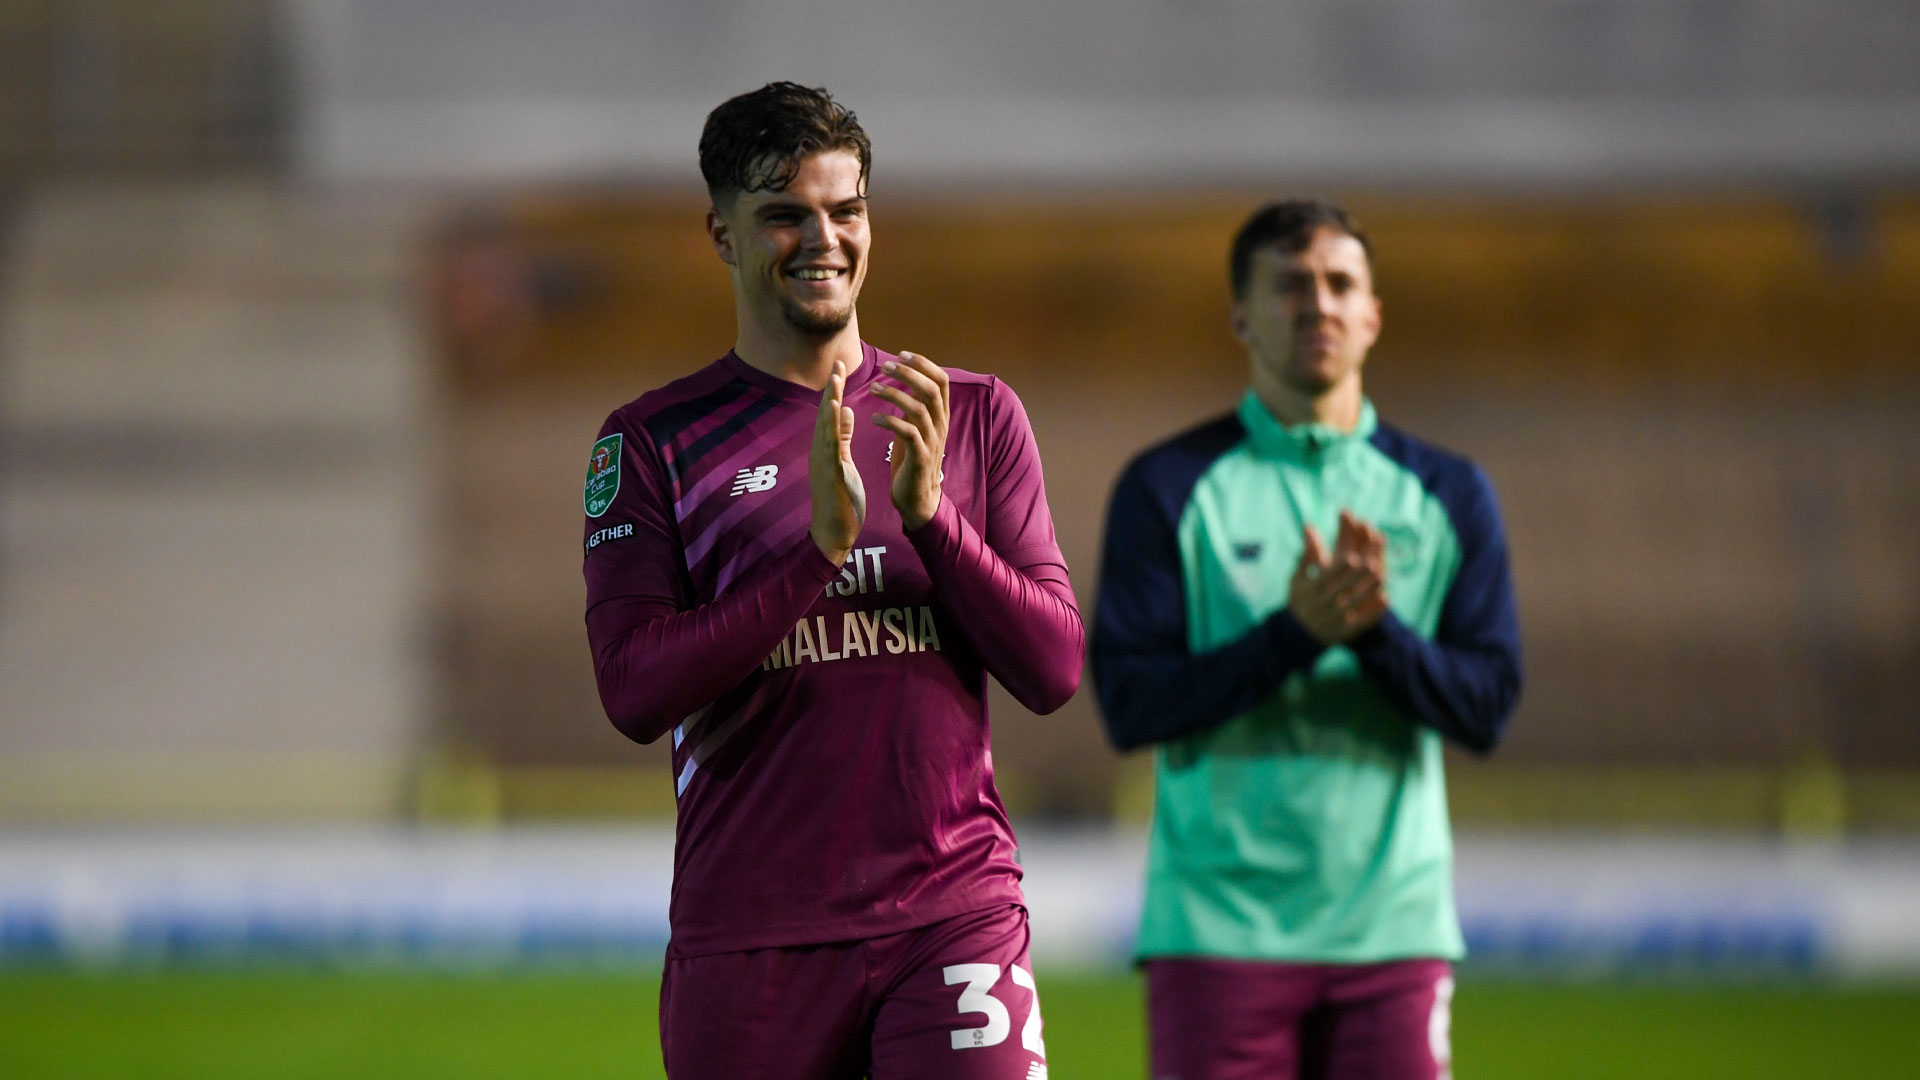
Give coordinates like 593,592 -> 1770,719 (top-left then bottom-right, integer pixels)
870,351 -> 948,529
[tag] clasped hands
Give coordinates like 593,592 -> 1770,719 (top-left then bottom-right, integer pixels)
1289,511 -> 1390,645
810,352 -> 948,564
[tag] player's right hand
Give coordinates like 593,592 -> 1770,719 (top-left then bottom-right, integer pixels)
809,358 -> 865,565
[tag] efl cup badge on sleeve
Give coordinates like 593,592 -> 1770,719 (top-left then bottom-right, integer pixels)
584,433 -> 622,518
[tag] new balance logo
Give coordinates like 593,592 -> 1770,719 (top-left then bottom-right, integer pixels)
1026,1063 -> 1049,1080
730,464 -> 778,495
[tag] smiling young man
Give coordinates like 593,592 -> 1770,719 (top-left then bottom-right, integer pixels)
581,82 -> 1081,1080
1091,200 -> 1524,1080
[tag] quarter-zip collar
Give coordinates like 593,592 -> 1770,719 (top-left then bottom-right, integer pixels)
1237,390 -> 1378,464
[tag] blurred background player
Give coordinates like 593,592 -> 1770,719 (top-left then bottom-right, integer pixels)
581,83 -> 1082,1079
1091,199 -> 1524,1080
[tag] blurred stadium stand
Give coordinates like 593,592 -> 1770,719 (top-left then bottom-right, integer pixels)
0,179 -> 431,821
0,0 -> 284,176
0,2 -> 431,820
287,0 -> 1920,186
1,3 -> 1916,836
427,196 -> 1920,830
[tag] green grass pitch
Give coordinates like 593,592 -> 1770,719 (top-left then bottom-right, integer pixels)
2,970 -> 1914,1078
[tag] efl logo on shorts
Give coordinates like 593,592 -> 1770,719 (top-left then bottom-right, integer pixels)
730,464 -> 779,496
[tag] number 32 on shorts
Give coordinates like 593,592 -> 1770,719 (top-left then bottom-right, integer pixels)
942,963 -> 1045,1056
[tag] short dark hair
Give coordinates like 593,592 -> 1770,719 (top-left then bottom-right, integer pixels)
699,82 -> 872,205
1229,199 -> 1372,299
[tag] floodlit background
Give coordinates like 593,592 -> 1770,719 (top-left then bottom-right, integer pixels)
2,2 -> 1918,1077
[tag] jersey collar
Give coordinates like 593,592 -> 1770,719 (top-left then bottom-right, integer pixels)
1237,390 -> 1378,461
720,341 -> 879,403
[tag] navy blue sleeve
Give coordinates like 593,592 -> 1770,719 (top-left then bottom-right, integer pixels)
1348,435 -> 1523,753
1091,423 -> 1327,752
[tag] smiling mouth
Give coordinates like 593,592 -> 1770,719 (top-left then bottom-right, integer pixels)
787,267 -> 846,282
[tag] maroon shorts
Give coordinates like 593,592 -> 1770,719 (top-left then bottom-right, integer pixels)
1146,956 -> 1454,1080
660,904 -> 1049,1080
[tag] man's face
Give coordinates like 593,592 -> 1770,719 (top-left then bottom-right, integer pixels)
1233,227 -> 1381,398
709,149 -> 869,338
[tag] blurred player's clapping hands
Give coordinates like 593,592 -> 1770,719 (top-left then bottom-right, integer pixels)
1289,510 -> 1388,644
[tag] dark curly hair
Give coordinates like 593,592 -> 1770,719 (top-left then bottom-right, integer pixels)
1229,199 -> 1372,300
699,82 -> 872,205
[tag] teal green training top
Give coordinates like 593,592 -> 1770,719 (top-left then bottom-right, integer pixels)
1091,392 -> 1522,963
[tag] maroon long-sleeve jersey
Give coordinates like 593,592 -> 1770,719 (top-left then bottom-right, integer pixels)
583,343 -> 1084,958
